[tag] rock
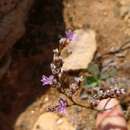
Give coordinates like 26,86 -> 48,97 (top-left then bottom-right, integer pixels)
118,0 -> 130,6
15,88 -> 62,130
95,98 -> 128,130
0,0 -> 33,79
0,53 -> 11,79
61,29 -> 97,71
66,105 -> 96,130
14,88 -> 96,130
32,112 -> 75,130
0,0 -> 33,59
0,0 -> 18,15
63,0 -> 128,54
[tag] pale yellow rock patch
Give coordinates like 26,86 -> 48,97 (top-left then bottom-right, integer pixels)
32,112 -> 75,130
61,29 -> 97,71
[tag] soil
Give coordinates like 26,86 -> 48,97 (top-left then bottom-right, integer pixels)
0,0 -> 130,130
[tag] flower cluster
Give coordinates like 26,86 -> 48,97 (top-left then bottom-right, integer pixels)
48,98 -> 68,113
65,29 -> 77,41
41,75 -> 54,86
57,98 -> 68,113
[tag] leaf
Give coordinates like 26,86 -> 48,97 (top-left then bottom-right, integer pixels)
61,29 -> 97,71
83,76 -> 100,88
87,63 -> 100,77
100,67 -> 117,80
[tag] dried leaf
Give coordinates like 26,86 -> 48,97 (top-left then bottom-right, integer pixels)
61,29 -> 97,71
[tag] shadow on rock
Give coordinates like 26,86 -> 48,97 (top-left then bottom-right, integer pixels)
0,0 -> 65,130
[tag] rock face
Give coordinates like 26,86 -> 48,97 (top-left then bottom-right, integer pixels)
63,0 -> 128,54
0,0 -> 33,59
63,0 -> 130,76
15,88 -> 96,130
0,0 -> 33,79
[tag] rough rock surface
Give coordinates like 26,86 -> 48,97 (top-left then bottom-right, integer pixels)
0,0 -> 65,130
63,0 -> 129,54
61,29 -> 97,71
32,112 -> 75,130
1,0 -> 130,130
63,0 -> 130,76
0,0 -> 33,59
15,88 -> 96,130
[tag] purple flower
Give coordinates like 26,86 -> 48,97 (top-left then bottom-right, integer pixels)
65,30 -> 77,41
41,75 -> 54,86
47,98 -> 68,113
57,98 -> 67,113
